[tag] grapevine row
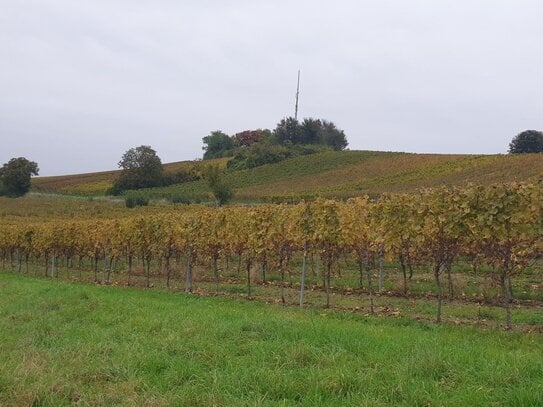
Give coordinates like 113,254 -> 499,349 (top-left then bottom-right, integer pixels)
1,183 -> 541,328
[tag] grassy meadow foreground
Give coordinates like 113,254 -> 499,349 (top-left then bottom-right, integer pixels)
1,273 -> 542,406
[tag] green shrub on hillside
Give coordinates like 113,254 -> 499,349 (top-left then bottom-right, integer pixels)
170,193 -> 192,205
204,165 -> 234,206
125,194 -> 149,208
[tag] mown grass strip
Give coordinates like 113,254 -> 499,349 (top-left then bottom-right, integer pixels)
1,273 -> 542,406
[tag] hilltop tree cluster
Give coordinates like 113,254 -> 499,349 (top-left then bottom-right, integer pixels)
274,117 -> 348,150
202,117 -> 348,169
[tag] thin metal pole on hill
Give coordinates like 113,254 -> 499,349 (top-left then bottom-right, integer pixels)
294,70 -> 300,120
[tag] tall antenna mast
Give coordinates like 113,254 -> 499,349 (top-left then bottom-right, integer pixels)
294,69 -> 300,120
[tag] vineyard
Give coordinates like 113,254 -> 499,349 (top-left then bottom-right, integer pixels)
2,182 -> 541,330
31,157 -> 229,196
30,150 -> 543,202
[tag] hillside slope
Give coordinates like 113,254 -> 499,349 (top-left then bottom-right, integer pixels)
31,158 -> 229,196
31,150 -> 543,201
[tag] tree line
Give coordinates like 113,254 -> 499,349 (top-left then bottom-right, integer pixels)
202,117 -> 348,170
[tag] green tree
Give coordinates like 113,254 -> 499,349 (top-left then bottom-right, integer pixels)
202,131 -> 234,159
204,165 -> 233,206
273,117 -> 301,145
112,145 -> 164,193
274,117 -> 348,150
320,120 -> 348,150
300,118 -> 322,144
509,130 -> 543,153
0,157 -> 39,197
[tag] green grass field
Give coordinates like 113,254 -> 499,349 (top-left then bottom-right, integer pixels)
1,273 -> 542,406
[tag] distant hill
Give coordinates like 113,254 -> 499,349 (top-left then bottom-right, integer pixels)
31,158 -> 229,196
31,150 -> 543,201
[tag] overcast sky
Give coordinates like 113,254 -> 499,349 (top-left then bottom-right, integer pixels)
1,1 -> 542,175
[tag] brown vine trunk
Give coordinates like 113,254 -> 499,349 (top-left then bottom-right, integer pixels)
246,256 -> 252,298
399,254 -> 408,296
127,255 -> 132,286
446,262 -> 453,299
358,261 -> 364,289
237,254 -> 242,278
325,261 -> 331,308
165,256 -> 171,289
279,256 -> 285,305
261,259 -> 267,283
287,258 -> 293,285
78,255 -> 83,279
145,257 -> 151,288
107,256 -> 113,282
213,255 -> 219,292
102,253 -> 107,283
366,261 -> 375,315
378,255 -> 384,292
185,251 -> 193,293
93,255 -> 98,281
500,272 -> 512,330
434,264 -> 443,323
300,242 -> 307,308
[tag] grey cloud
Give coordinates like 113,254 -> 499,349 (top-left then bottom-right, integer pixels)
1,0 -> 542,175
